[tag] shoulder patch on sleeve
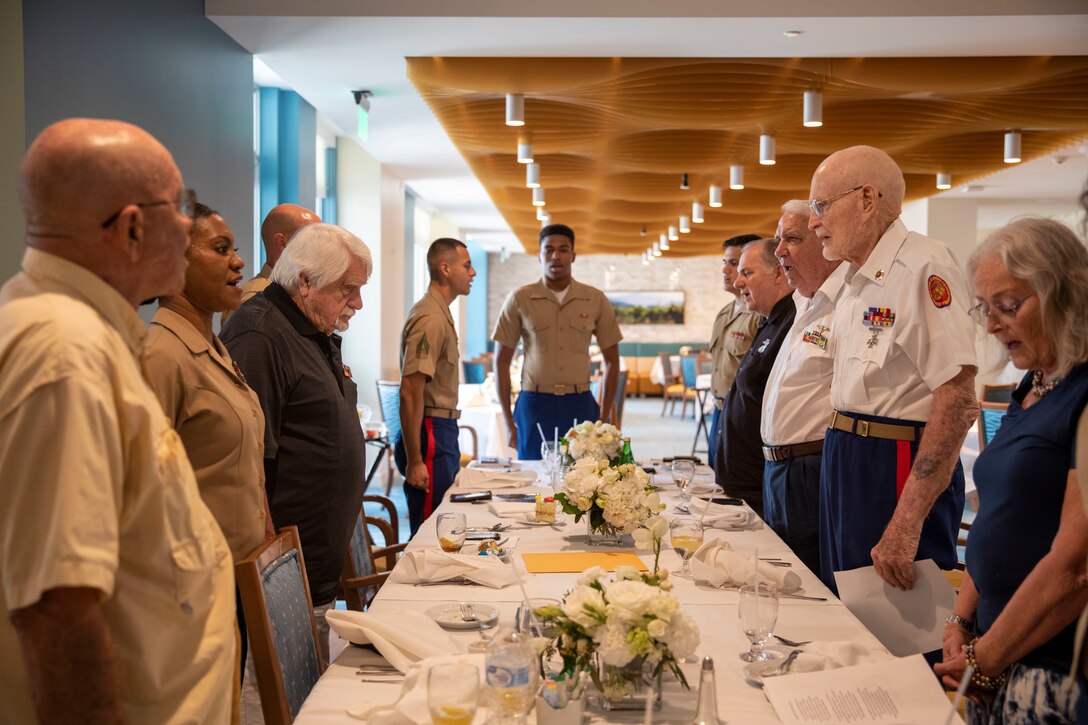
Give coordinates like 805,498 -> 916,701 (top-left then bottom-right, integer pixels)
928,275 -> 952,308
416,333 -> 430,358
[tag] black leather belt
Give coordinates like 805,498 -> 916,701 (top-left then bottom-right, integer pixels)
423,407 -> 461,420
762,440 -> 824,462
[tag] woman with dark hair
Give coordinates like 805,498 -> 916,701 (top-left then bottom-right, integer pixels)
935,217 -> 1088,723
143,203 -> 271,717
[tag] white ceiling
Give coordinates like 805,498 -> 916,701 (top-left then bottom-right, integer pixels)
209,2 -> 1088,251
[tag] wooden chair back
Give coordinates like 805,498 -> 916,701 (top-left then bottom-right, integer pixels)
981,383 -> 1016,404
341,512 -> 407,611
236,526 -> 325,724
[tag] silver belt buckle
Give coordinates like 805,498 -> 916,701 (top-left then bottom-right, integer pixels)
554,384 -> 565,395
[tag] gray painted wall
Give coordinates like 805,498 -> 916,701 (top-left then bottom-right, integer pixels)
1,2 -> 26,281
22,0 -> 254,266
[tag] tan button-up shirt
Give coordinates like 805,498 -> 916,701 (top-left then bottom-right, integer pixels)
0,249 -> 234,724
493,278 -> 622,389
145,306 -> 268,562
400,288 -> 460,411
709,299 -> 761,399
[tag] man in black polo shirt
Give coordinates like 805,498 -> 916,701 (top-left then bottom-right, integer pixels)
221,223 -> 370,665
715,237 -> 795,518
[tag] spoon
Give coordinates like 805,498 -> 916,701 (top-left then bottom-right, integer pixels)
766,649 -> 803,677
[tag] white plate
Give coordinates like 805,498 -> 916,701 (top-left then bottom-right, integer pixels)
425,603 -> 500,630
521,512 -> 560,525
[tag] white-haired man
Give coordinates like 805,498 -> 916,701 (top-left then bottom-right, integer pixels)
222,223 -> 372,663
809,145 -> 977,592
760,200 -> 844,574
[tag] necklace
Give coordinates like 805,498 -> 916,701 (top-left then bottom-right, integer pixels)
1031,370 -> 1061,398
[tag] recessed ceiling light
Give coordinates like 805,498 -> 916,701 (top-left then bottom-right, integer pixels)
783,30 -> 802,38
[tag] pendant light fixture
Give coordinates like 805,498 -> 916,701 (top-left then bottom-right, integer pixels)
759,134 -> 776,165
517,138 -> 533,164
936,173 -> 952,190
526,162 -> 541,188
532,188 -> 545,207
1004,131 -> 1022,163
803,90 -> 823,127
692,202 -> 704,223
679,215 -> 691,233
505,93 -> 524,126
709,184 -> 723,208
729,165 -> 744,190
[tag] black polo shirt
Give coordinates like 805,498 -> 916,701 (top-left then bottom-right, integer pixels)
716,292 -> 796,518
221,283 -> 367,604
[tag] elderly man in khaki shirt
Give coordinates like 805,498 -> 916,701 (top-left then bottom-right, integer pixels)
708,233 -> 763,471
396,238 -> 476,534
493,224 -> 623,459
0,119 -> 235,723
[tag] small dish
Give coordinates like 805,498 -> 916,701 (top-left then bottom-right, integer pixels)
425,603 -> 500,630
521,512 -> 561,525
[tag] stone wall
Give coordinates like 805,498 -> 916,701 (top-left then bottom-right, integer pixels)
486,252 -> 738,345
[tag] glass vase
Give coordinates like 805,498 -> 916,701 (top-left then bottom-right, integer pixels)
584,517 -> 626,547
595,657 -> 663,712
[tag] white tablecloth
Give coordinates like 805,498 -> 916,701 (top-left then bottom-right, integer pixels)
458,384 -> 516,459
296,463 -> 889,724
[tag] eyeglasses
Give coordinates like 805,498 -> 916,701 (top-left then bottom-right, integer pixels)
969,293 -> 1035,325
100,188 -> 197,228
809,185 -> 882,219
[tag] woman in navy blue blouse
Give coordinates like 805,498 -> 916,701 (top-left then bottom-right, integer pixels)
935,218 -> 1088,723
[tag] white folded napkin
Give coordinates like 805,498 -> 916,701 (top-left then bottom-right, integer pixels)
690,539 -> 802,593
325,610 -> 460,673
454,467 -> 537,490
688,498 -> 762,530
388,549 -> 519,588
767,640 -> 892,676
486,501 -> 535,518
347,653 -> 487,723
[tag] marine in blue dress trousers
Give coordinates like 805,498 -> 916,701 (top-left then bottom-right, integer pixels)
492,224 -> 623,459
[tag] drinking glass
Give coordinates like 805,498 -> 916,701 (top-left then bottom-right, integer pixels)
436,512 -> 467,552
428,662 -> 479,725
671,460 -> 695,499
738,583 -> 779,662
515,597 -> 559,637
540,440 -> 561,489
669,518 -> 704,578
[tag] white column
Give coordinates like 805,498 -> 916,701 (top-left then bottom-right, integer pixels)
1,0 -> 26,280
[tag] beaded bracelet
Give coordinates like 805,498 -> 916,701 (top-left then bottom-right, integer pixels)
964,638 -> 1008,691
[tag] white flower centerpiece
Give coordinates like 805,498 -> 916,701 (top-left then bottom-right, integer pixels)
555,458 -> 664,539
535,516 -> 699,707
562,420 -> 624,465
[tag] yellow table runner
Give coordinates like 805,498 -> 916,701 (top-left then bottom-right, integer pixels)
521,551 -> 648,573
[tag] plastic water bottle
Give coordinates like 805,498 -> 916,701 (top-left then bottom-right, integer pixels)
485,626 -> 535,724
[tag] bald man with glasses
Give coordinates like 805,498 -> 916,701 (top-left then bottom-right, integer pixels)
808,145 -> 977,594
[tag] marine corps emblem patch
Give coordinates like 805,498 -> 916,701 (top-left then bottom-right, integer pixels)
928,275 -> 952,308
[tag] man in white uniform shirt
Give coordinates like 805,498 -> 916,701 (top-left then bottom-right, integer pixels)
761,200 -> 845,574
809,146 -> 978,592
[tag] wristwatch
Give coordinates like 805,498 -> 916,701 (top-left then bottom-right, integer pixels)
946,613 -> 974,629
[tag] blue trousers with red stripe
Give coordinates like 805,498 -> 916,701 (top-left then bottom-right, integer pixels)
818,411 -> 964,593
514,390 -> 600,460
394,417 -> 461,536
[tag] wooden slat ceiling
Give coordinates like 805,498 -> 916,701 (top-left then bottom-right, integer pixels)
408,57 -> 1088,255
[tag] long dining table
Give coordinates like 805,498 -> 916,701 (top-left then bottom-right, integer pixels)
295,462 -> 890,724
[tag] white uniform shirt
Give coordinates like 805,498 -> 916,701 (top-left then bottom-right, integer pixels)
829,219 -> 976,421
761,265 -> 848,445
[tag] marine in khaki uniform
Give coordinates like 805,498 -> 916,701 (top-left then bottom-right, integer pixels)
708,233 -> 763,471
220,202 -> 319,326
493,224 -> 623,459
396,238 -> 476,534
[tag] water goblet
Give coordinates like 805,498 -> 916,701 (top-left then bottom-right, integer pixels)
669,518 -> 704,578
738,583 -> 779,662
541,440 -> 560,488
436,512 -> 467,552
428,662 -> 479,725
671,460 -> 695,499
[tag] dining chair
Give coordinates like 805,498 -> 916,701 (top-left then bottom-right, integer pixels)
659,352 -> 685,416
612,370 -> 629,427
976,401 -> 1009,451
462,360 -> 487,384
981,383 -> 1016,404
340,510 -> 408,611
458,424 -> 479,467
374,380 -> 402,494
677,354 -> 700,419
236,526 -> 325,724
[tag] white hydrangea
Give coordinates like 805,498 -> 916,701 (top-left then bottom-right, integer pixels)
662,610 -> 700,660
565,420 -> 624,462
594,621 -> 636,667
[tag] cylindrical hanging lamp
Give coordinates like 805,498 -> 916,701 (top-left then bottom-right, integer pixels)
729,165 -> 745,190
759,134 -> 776,165
505,93 -> 524,126
1004,131 -> 1022,163
517,140 -> 533,164
692,202 -> 704,223
532,188 -> 545,207
679,215 -> 691,233
709,184 -> 723,208
803,90 -> 823,127
936,173 -> 952,190
526,163 -> 541,188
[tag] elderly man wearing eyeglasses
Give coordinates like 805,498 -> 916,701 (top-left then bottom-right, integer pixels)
808,145 -> 978,594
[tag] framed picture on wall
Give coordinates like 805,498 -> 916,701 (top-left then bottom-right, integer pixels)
605,290 -> 685,325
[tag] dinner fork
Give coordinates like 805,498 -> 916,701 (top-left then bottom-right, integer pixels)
459,603 -> 492,640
